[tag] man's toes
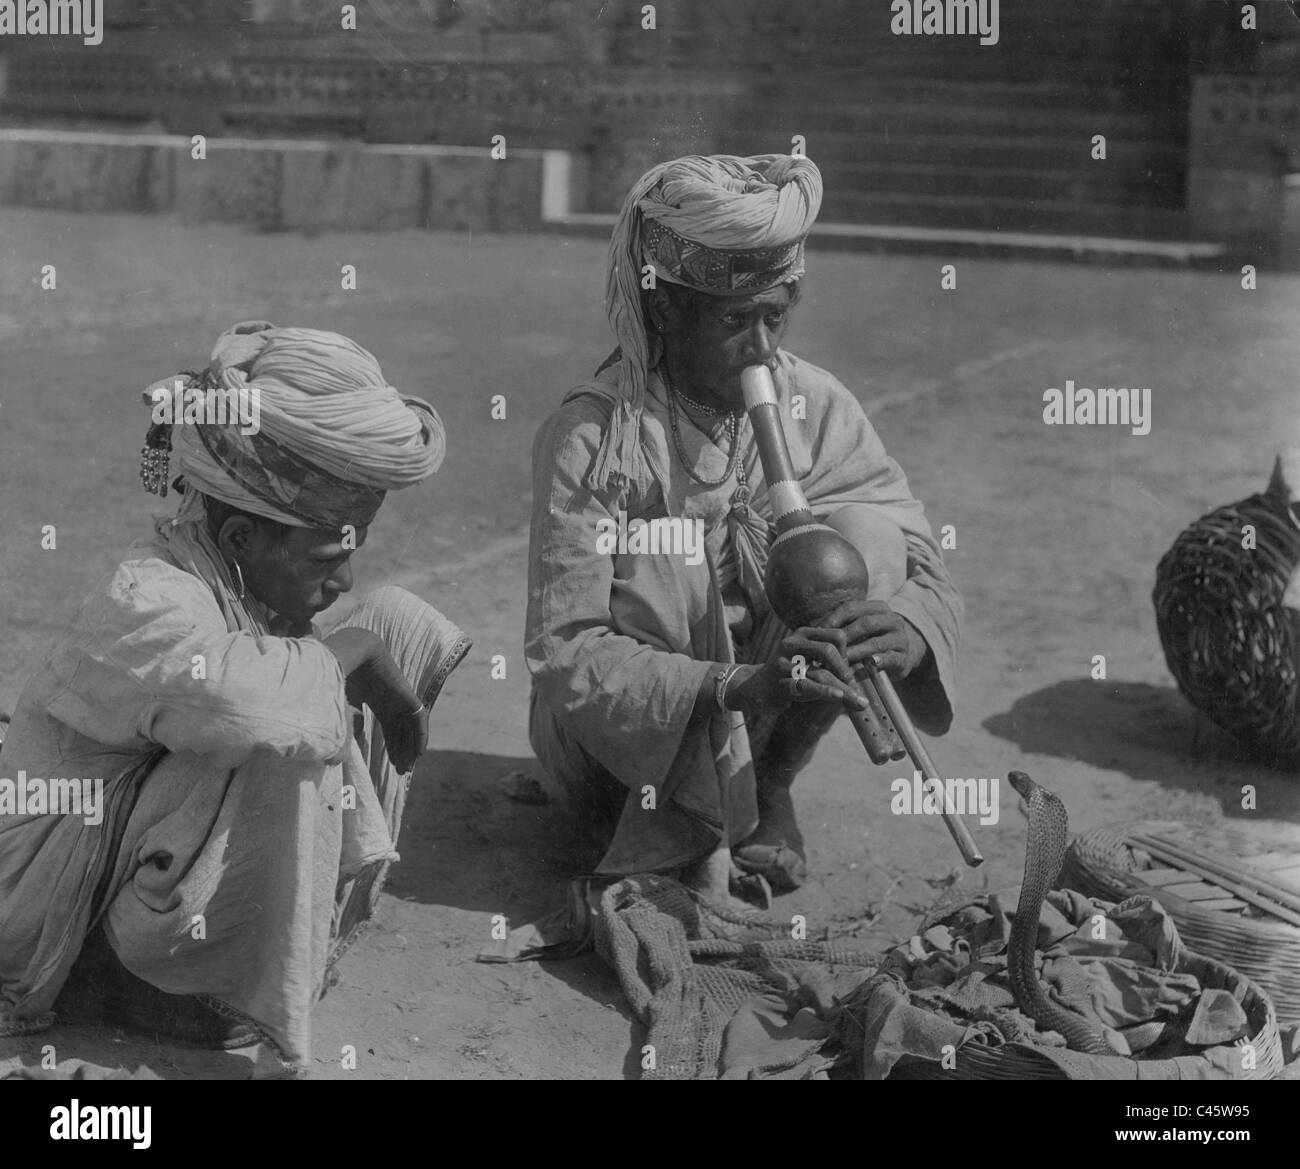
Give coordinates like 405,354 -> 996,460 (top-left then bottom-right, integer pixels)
732,842 -> 807,893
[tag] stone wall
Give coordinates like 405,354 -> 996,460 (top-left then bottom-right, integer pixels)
3,1 -> 1280,250
1186,2 -> 1300,261
0,131 -> 554,232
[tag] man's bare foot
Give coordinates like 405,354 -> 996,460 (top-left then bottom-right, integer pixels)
682,843 -> 733,901
680,844 -> 775,913
735,786 -> 807,892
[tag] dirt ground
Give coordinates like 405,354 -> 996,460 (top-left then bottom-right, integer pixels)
1,209 -> 1298,1079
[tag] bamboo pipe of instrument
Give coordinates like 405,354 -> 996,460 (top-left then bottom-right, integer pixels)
740,364 -> 983,868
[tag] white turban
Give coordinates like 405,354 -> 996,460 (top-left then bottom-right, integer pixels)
143,321 -> 445,529
592,154 -> 823,493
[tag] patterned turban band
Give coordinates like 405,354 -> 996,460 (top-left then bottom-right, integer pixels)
641,221 -> 806,296
592,153 -> 823,494
139,321 -> 445,530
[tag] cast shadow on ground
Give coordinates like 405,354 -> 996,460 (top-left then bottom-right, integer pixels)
983,679 -> 1300,822
0,748 -> 634,1081
0,1022 -> 253,1081
389,749 -> 603,919
540,956 -> 644,1080
389,747 -> 640,1047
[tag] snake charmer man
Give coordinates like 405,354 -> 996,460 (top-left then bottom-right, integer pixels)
0,322 -> 470,1073
526,154 -> 963,905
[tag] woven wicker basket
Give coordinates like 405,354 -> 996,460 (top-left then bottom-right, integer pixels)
1063,821 -> 1300,1027
882,892 -> 1283,1081
1153,489 -> 1300,761
892,949 -> 1280,1080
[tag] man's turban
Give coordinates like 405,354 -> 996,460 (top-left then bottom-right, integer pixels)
143,321 -> 445,530
592,153 -> 823,493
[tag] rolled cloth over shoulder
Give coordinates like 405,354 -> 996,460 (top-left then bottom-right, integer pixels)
143,320 -> 446,530
592,153 -> 823,494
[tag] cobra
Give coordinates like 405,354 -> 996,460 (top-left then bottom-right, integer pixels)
1006,770 -> 1122,1056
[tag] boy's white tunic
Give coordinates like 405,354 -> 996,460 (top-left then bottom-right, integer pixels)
0,520 -> 409,1065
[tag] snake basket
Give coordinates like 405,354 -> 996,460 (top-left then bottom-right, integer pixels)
884,893 -> 1283,1081
1063,820 -> 1300,1028
1152,489 -> 1300,762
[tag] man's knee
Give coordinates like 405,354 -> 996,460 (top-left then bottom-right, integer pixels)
824,506 -> 907,601
341,585 -> 432,640
529,694 -> 624,826
339,586 -> 470,701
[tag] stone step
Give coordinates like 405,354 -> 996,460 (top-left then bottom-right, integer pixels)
769,55 -> 1163,86
552,214 -> 1224,269
816,191 -> 1192,238
757,76 -> 1166,111
778,131 -> 1188,171
758,97 -> 1181,139
814,161 -> 1184,207
622,19 -> 1159,55
621,32 -> 1177,81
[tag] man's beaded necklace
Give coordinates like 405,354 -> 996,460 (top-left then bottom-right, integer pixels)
663,369 -> 747,492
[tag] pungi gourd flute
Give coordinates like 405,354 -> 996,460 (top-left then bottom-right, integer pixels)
740,363 -> 983,867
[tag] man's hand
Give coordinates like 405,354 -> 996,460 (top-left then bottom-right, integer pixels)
323,628 -> 429,773
723,627 -> 873,718
373,698 -> 428,776
816,598 -> 928,679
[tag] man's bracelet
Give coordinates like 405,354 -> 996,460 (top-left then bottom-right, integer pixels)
714,664 -> 740,713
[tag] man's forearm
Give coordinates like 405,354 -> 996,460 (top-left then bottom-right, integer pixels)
691,663 -> 763,719
901,619 -> 932,679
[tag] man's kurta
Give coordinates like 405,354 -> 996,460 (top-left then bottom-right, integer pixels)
0,536 -> 400,1067
526,350 -> 963,875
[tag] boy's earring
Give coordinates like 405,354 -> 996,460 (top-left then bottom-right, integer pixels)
230,560 -> 246,602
